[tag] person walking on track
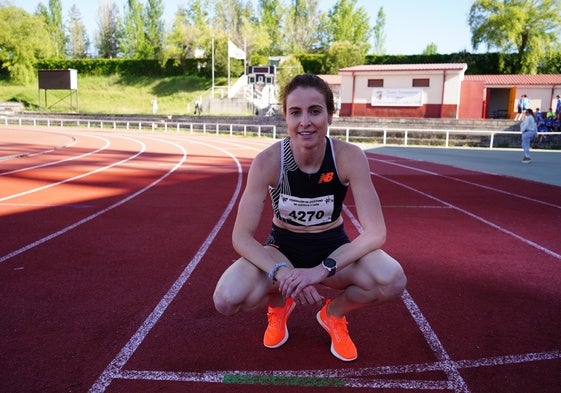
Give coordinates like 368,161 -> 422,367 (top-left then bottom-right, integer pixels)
213,74 -> 406,362
520,108 -> 538,163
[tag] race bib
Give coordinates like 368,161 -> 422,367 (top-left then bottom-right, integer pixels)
278,193 -> 334,226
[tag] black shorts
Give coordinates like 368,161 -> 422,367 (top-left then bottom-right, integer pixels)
264,223 -> 350,268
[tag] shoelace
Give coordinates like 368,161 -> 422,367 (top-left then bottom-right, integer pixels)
267,308 -> 284,330
329,316 -> 350,342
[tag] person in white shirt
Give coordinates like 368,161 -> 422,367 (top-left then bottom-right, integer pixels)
520,108 -> 537,163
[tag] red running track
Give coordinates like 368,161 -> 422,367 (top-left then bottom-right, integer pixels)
1,126 -> 560,393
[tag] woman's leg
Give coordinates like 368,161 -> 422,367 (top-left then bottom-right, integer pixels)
522,133 -> 531,158
324,249 -> 406,317
213,247 -> 290,315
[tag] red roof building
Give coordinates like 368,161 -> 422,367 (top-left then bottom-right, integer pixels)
320,64 -> 561,119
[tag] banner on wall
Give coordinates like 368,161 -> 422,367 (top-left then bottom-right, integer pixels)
371,88 -> 424,107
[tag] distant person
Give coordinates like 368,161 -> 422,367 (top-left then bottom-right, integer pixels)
194,98 -> 202,115
151,97 -> 158,115
521,95 -> 530,119
213,74 -> 406,362
556,95 -> 561,121
520,108 -> 537,163
546,107 -> 555,119
515,95 -> 525,120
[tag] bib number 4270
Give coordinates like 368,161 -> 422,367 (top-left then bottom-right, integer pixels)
278,194 -> 334,226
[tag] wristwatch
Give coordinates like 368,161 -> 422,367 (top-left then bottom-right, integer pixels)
322,258 -> 337,277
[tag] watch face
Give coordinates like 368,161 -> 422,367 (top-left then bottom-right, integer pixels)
323,258 -> 336,269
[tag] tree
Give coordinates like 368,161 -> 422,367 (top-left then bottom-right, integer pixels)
144,0 -> 165,59
0,5 -> 56,83
120,0 -> 146,58
285,0 -> 323,53
36,0 -> 66,57
165,0 -> 210,68
423,42 -> 438,55
326,0 -> 372,55
96,1 -> 121,58
468,0 -> 561,74
372,7 -> 386,55
66,5 -> 89,58
256,0 -> 285,55
324,40 -> 364,74
277,55 -> 304,96
213,0 -> 252,49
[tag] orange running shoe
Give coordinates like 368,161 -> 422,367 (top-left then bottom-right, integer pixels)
316,299 -> 358,361
263,298 -> 295,348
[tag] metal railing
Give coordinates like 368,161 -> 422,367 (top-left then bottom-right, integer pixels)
2,115 -> 560,149
2,116 -> 278,139
327,126 -> 561,149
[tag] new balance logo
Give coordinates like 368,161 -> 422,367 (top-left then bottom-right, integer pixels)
318,172 -> 334,184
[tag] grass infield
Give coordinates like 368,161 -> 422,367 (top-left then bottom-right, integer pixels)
222,373 -> 346,387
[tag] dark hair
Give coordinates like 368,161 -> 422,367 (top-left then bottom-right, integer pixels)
526,108 -> 536,122
282,74 -> 335,116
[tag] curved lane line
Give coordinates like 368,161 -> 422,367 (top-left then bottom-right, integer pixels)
0,135 -> 183,264
1,134 -> 111,176
0,135 -> 145,202
88,138 -> 244,393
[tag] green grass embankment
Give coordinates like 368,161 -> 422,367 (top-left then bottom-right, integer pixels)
0,74 -> 223,115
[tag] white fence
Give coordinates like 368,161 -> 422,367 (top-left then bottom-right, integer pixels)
327,126 -> 561,149
2,116 -> 278,139
2,115 -> 560,149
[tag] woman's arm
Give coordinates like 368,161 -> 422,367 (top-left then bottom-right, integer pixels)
329,141 -> 387,269
232,144 -> 285,276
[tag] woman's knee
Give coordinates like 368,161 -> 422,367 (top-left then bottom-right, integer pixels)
213,287 -> 238,316
367,250 -> 407,300
213,258 -> 268,315
380,266 -> 406,300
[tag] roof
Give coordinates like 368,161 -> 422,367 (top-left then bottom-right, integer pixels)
318,74 -> 342,85
464,74 -> 561,86
339,63 -> 468,73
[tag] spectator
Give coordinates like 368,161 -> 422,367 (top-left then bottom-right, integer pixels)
556,95 -> 561,121
521,95 -> 530,119
151,97 -> 158,115
546,107 -> 555,119
194,98 -> 202,115
515,95 -> 524,120
520,108 -> 537,163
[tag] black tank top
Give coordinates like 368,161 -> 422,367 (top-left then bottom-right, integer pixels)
269,137 -> 349,227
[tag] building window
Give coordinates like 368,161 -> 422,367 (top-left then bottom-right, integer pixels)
368,79 -> 384,87
412,78 -> 430,87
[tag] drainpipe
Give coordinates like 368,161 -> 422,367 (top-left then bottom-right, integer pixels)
440,70 -> 447,118
350,71 -> 357,117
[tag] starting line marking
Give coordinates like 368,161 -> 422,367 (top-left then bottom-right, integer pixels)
114,350 -> 561,389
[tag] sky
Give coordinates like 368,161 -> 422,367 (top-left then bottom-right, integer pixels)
16,0 -> 478,55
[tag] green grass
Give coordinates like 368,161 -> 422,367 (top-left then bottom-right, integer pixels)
0,74 -> 226,115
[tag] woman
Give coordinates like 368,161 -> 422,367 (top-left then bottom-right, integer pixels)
520,108 -> 537,163
213,74 -> 406,362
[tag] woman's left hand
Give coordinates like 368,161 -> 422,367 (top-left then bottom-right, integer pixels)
278,267 -> 325,304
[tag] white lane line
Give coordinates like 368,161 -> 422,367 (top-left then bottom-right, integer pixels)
343,204 -> 470,392
88,139 -> 243,393
0,134 -> 109,176
112,349 -> 561,389
372,170 -> 561,260
0,135 -> 145,202
86,138 -> 560,391
0,136 -> 183,264
369,156 -> 561,210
